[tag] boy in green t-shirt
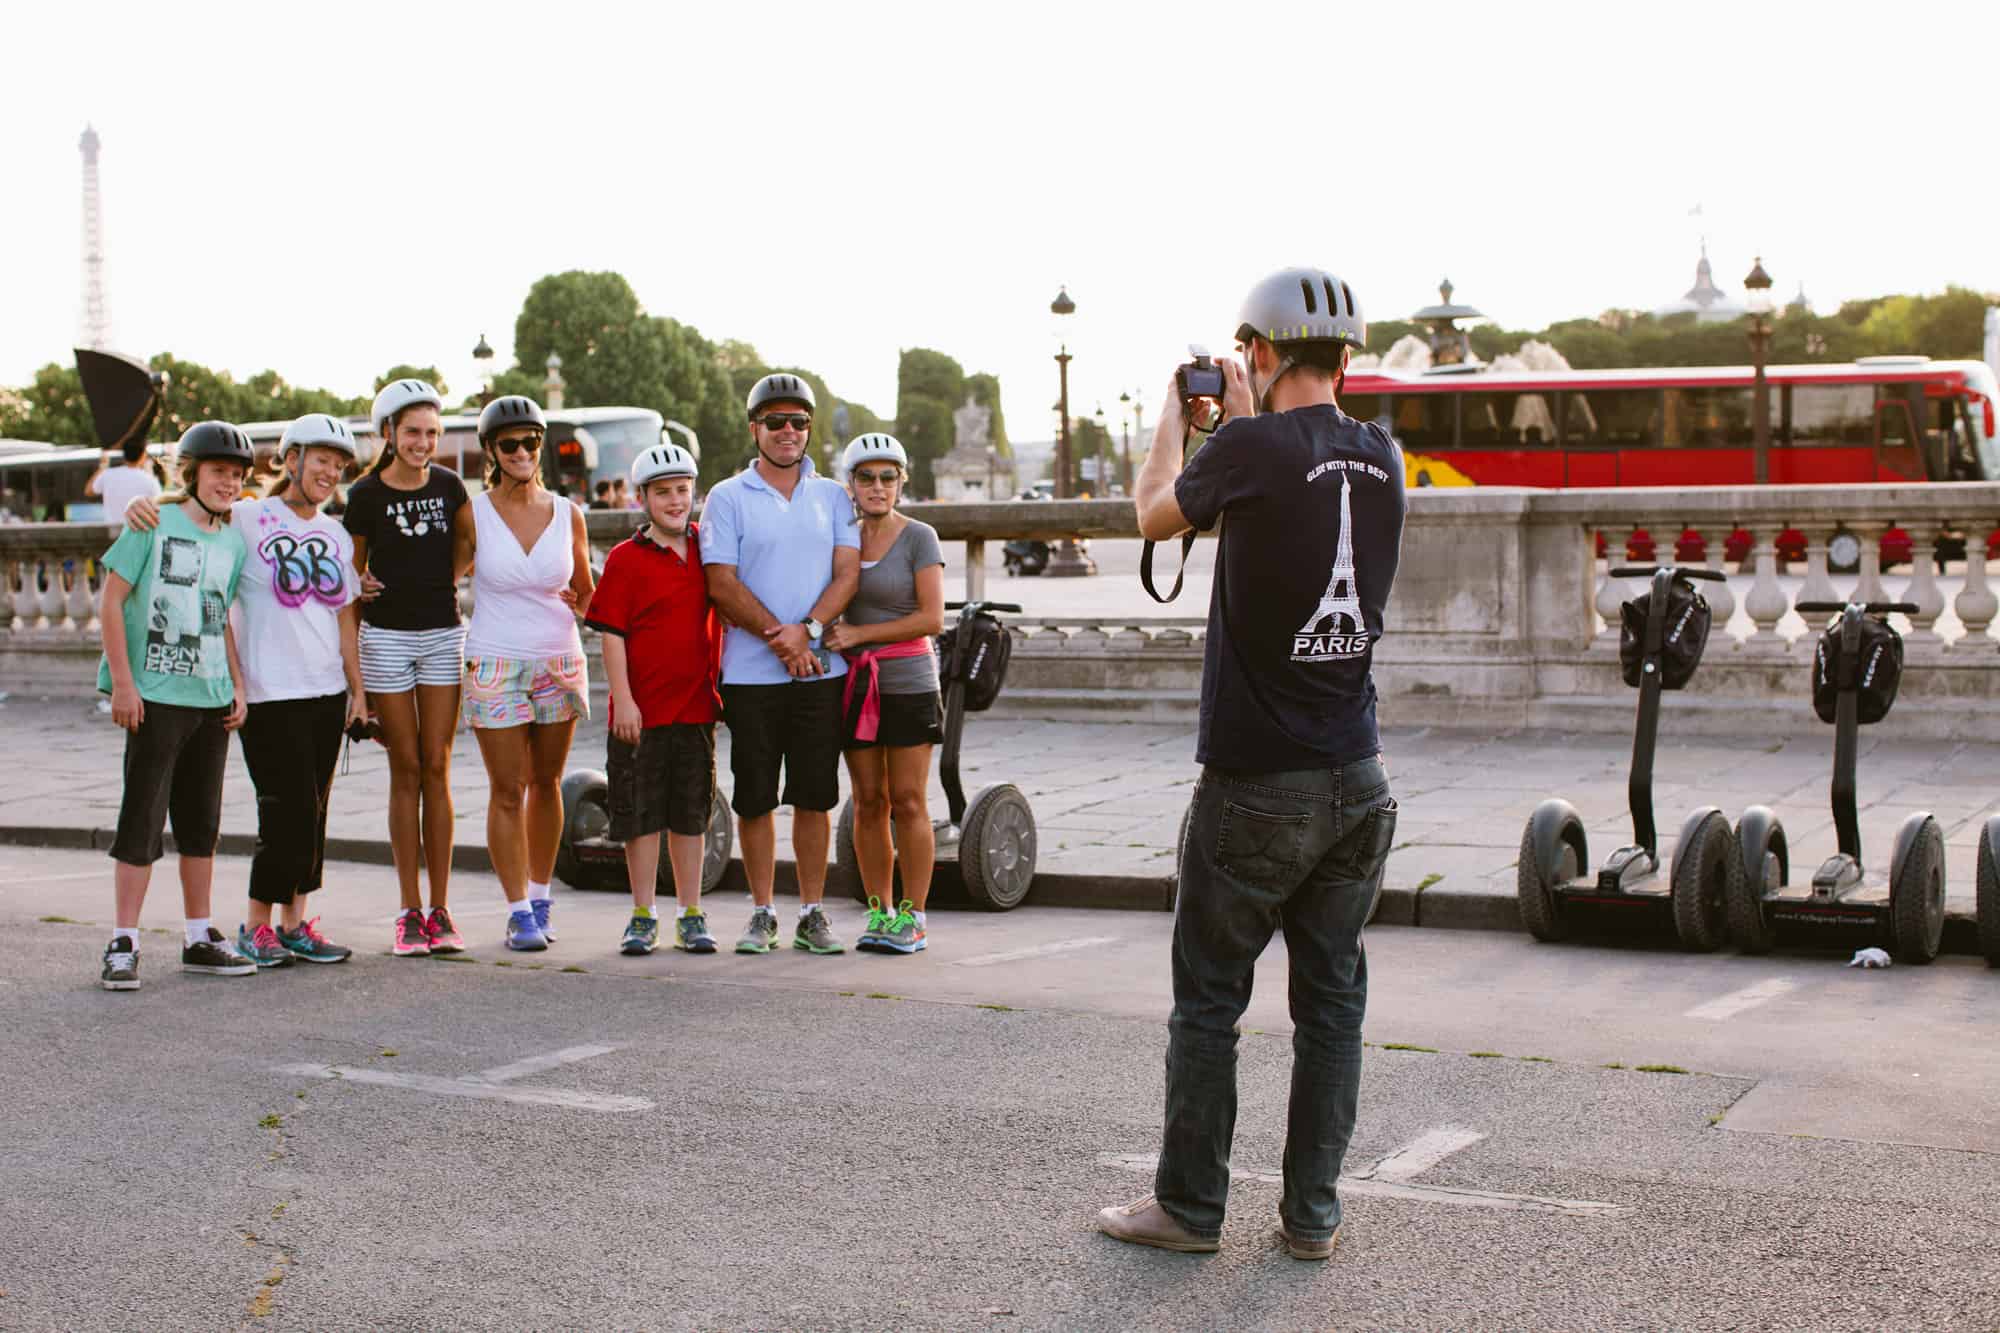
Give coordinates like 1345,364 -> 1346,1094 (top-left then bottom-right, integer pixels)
96,424 -> 255,992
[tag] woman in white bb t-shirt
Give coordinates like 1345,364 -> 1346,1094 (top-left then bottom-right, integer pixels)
454,396 -> 595,952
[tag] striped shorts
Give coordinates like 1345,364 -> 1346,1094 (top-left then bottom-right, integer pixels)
359,624 -> 467,693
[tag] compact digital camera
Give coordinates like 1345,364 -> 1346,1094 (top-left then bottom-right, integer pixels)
345,717 -> 383,744
1175,345 -> 1226,404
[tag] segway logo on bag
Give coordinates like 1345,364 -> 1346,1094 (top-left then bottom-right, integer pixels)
1670,603 -> 1696,645
1292,472 -> 1370,662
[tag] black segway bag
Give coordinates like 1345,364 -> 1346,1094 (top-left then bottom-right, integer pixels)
1813,616 -> 1904,725
1618,584 -> 1712,690
938,612 -> 1013,712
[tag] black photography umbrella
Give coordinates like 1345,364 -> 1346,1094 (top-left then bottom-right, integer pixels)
73,347 -> 165,460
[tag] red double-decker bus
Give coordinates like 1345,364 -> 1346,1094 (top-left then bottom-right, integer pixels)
1345,356 -> 2000,565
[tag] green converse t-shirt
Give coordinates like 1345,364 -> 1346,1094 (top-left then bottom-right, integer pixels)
96,504 -> 247,708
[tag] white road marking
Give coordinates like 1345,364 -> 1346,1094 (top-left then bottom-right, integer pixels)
1356,1126 -> 1486,1183
472,1043 -> 617,1085
1098,1122 -> 1633,1221
276,1043 -> 650,1114
1685,978 -> 1797,1022
953,936 -> 1120,968
3,869 -> 106,885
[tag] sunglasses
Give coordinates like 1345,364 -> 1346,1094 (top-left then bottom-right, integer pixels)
494,435 -> 542,455
852,469 -> 901,486
758,413 -> 812,433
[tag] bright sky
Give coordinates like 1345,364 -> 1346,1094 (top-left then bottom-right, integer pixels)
6,1 -> 1997,442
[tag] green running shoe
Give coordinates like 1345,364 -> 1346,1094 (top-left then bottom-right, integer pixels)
793,904 -> 844,955
620,912 -> 660,956
879,900 -> 926,955
857,895 -> 892,952
735,906 -> 779,954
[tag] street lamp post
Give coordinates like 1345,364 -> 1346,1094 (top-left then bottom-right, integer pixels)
472,333 -> 495,407
1118,390 -> 1132,494
1044,285 -> 1095,576
1744,258 -> 1774,484
1092,404 -> 1109,496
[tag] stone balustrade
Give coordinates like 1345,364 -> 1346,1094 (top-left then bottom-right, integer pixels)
8,482 -> 1998,735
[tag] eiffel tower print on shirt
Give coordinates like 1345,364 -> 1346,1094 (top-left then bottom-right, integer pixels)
1292,472 -> 1369,662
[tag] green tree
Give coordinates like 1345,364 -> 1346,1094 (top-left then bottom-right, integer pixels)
375,365 -> 449,397
894,348 -> 965,496
1069,415 -> 1114,495
4,363 -> 96,444
149,353 -> 256,441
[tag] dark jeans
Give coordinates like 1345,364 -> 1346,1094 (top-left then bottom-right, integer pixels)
109,701 -> 232,865
238,693 -> 346,905
1154,757 -> 1397,1242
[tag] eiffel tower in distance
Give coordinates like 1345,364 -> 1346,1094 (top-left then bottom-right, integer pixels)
1298,473 -> 1363,636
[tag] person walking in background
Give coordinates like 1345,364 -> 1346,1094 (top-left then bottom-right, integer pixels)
343,379 -> 470,958
1099,267 -> 1405,1260
700,374 -> 859,956
121,414 -> 367,969
86,445 -> 161,524
585,442 -> 722,956
822,434 -> 944,955
458,396 -> 594,951
94,423 -> 254,990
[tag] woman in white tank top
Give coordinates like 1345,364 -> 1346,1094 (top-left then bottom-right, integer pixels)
457,396 -> 595,953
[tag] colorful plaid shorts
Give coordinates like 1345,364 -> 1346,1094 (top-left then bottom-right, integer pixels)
462,654 -> 590,729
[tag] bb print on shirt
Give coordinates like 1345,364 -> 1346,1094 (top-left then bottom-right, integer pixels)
144,536 -> 227,678
256,526 -> 347,609
1292,459 -> 1391,664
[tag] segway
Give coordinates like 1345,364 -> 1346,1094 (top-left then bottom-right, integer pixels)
1729,599 -> 1947,963
1978,813 -> 2000,967
835,600 -> 1039,910
1517,565 -> 1737,949
554,770 -> 733,897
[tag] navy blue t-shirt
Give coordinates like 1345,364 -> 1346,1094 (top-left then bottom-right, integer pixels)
1174,404 -> 1405,771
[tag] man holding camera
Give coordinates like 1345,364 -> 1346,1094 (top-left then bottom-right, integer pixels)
1099,268 -> 1405,1260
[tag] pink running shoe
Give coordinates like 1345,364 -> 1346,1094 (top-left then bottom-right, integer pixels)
393,908 -> 430,957
425,905 -> 464,954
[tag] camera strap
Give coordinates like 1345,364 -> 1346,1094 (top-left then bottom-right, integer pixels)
1139,421 -> 1201,603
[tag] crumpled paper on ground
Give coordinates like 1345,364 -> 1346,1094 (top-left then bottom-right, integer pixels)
1848,947 -> 1892,968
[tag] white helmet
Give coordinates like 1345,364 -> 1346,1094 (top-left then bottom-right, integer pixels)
370,378 -> 444,436
841,433 -> 908,477
631,442 -> 698,489
279,413 -> 359,461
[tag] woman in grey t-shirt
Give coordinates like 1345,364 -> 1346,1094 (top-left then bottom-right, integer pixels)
823,435 -> 945,955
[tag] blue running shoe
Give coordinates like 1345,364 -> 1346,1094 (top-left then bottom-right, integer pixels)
879,901 -> 927,955
675,910 -> 717,954
506,908 -> 548,952
857,895 -> 892,952
531,896 -> 555,943
620,913 -> 660,956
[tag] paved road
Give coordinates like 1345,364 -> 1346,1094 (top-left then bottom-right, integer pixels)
2,848 -> 1995,1330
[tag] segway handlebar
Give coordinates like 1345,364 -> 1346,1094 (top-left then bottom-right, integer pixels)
1796,601 -> 1919,615
1609,565 -> 1726,582
945,601 -> 1022,614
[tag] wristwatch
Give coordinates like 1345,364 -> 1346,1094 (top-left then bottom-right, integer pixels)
800,617 -> 824,640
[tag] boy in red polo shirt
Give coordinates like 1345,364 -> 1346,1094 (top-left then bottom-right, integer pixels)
584,444 -> 723,954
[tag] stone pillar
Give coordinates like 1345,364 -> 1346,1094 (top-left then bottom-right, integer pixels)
1898,522 -> 1945,645
963,537 -> 986,602
1953,532 -> 1998,649
1698,528 -> 1737,633
1798,524 -> 1840,607
1592,528 -> 1629,640
1850,523 -> 1888,605
1742,524 -> 1789,646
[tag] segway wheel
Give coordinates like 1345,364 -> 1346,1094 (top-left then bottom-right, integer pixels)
554,770 -> 613,890
1727,812 -> 1785,955
1516,805 -> 1583,943
700,788 -> 733,895
1977,821 -> 2000,967
833,798 -> 867,905
959,784 -> 1037,911
1671,810 -> 1736,953
1890,816 -> 1946,964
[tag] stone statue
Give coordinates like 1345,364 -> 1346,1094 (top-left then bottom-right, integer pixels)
952,394 -> 992,452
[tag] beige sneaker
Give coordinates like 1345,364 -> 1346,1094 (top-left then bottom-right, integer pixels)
1277,1220 -> 1341,1260
1094,1195 -> 1219,1254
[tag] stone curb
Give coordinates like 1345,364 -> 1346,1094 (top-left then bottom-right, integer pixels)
2,824 -> 1981,956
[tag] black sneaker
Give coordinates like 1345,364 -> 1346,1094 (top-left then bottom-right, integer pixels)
182,927 -> 257,977
100,936 -> 140,991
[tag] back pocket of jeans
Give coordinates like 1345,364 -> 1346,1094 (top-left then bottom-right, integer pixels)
1217,802 -> 1311,890
1334,798 -> 1399,879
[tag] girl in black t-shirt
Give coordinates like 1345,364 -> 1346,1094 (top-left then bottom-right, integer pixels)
343,380 -> 473,959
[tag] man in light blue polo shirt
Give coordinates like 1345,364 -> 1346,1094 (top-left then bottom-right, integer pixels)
701,373 -> 860,956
